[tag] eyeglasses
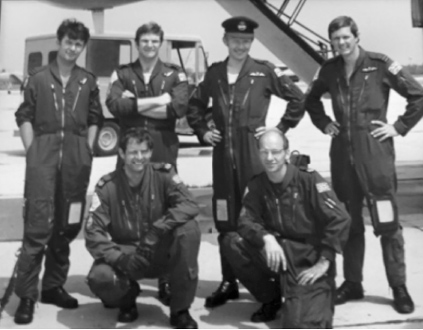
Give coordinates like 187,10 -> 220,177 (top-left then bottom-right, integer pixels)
259,149 -> 285,157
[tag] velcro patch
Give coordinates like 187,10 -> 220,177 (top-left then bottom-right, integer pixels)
316,182 -> 331,193
178,72 -> 187,82
388,61 -> 402,75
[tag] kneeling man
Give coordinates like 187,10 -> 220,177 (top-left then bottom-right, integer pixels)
85,128 -> 200,328
222,129 -> 350,328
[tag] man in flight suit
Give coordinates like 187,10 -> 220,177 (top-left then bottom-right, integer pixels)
305,16 -> 423,314
85,128 -> 200,328
13,19 -> 103,325
222,129 -> 350,326
106,23 -> 189,302
187,16 -> 305,308
106,22 -> 188,168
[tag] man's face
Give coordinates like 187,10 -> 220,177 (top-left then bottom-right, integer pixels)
223,34 -> 253,62
330,26 -> 359,57
57,35 -> 85,63
119,138 -> 152,174
259,133 -> 288,174
137,33 -> 162,60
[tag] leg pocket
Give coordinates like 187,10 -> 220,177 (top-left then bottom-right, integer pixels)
24,198 -> 54,241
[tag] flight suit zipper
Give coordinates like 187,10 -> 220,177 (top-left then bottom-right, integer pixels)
218,79 -> 236,169
59,86 -> 66,168
357,75 -> 369,104
122,200 -> 134,232
243,78 -> 254,119
134,192 -> 141,239
338,79 -> 354,165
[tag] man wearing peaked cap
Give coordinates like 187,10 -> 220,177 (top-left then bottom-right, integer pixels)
187,15 -> 305,318
221,16 -> 259,34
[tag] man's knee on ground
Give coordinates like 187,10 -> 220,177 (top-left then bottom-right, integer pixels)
87,263 -> 130,307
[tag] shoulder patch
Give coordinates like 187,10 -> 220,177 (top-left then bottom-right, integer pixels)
368,51 -> 390,63
96,172 -> 114,188
316,181 -> 331,193
388,61 -> 402,75
172,174 -> 182,184
163,62 -> 181,71
178,72 -> 187,82
152,163 -> 173,171
274,67 -> 284,77
28,65 -> 47,76
89,192 -> 101,212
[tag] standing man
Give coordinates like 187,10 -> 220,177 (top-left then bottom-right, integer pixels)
85,128 -> 200,328
14,19 -> 103,325
106,23 -> 188,301
187,16 -> 305,308
222,129 -> 350,326
106,21 -> 188,168
305,16 -> 423,314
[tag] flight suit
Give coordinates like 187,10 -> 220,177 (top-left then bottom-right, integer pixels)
305,47 -> 423,286
85,163 -> 201,313
14,60 -> 103,301
222,164 -> 350,328
187,56 -> 304,280
106,59 -> 188,167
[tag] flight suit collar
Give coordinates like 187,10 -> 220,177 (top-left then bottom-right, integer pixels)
336,46 -> 366,82
132,58 -> 164,83
49,59 -> 81,87
265,163 -> 296,194
218,55 -> 255,83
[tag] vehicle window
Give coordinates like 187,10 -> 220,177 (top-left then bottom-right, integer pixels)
170,41 -> 196,84
197,45 -> 207,83
48,51 -> 57,63
86,39 -> 131,77
27,52 -> 42,74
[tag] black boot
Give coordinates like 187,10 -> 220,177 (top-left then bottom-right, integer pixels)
118,303 -> 138,323
392,284 -> 414,314
335,281 -> 364,305
250,298 -> 282,323
205,280 -> 239,308
170,309 -> 198,329
14,298 -> 35,325
41,286 -> 78,309
158,280 -> 171,306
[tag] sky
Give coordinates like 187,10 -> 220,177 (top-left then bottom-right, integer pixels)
1,0 -> 422,73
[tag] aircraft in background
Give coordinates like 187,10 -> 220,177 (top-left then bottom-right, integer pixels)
0,71 -> 23,94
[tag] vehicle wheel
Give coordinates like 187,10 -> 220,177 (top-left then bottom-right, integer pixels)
95,121 -> 120,156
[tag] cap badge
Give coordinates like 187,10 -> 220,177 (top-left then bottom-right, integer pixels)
238,21 -> 247,31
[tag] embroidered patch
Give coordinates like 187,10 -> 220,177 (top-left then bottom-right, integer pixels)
388,61 -> 402,75
79,77 -> 87,85
274,67 -> 284,77
89,192 -> 101,212
362,66 -> 377,73
164,71 -> 173,77
324,198 -> 337,209
178,72 -> 187,82
316,182 -> 331,193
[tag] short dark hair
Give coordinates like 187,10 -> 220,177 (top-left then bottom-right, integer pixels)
258,128 -> 289,150
135,22 -> 164,44
57,18 -> 90,44
328,16 -> 359,39
119,127 -> 154,152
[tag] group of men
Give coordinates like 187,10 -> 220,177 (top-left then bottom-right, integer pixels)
12,11 -> 423,329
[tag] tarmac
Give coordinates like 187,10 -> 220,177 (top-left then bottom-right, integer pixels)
0,90 -> 422,328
